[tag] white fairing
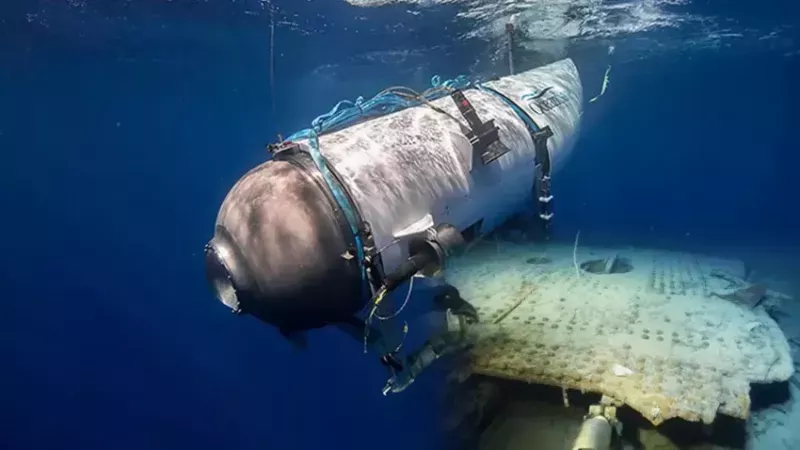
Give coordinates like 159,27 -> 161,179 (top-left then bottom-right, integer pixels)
300,59 -> 583,273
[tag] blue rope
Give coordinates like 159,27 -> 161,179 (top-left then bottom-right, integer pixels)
287,74 -> 472,141
431,74 -> 471,90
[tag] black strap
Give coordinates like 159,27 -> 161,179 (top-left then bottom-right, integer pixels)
531,127 -> 554,235
450,90 -> 503,165
533,127 -> 553,175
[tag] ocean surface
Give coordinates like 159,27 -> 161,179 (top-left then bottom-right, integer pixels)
2,1 -> 798,449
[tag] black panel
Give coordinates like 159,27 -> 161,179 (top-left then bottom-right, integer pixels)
461,219 -> 484,243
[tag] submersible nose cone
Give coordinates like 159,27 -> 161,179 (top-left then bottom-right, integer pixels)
204,158 -> 365,331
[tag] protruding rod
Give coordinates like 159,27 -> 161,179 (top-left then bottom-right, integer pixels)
506,22 -> 515,75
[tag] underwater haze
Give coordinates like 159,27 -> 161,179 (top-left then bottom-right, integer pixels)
2,0 -> 799,450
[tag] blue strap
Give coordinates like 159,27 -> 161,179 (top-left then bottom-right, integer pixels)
287,128 -> 368,292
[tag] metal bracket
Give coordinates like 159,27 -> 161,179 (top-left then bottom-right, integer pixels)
532,126 -> 555,235
359,221 -> 386,294
449,90 -> 502,165
266,139 -> 299,155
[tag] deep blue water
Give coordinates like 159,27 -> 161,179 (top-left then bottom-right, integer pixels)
2,1 -> 798,449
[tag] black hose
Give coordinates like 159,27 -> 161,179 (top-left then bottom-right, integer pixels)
383,253 -> 434,292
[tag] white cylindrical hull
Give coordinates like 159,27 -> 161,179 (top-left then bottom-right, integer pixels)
303,58 -> 583,272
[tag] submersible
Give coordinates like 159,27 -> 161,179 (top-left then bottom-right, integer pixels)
204,58 -> 584,387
